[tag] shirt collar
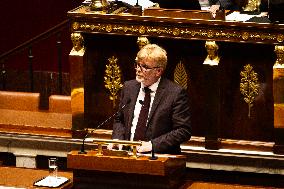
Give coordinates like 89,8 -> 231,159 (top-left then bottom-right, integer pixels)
141,77 -> 161,93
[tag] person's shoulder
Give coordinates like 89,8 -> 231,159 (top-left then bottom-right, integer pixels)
161,78 -> 184,91
123,79 -> 138,87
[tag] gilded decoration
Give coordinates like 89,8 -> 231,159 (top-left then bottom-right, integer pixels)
273,46 -> 284,80
137,37 -> 150,49
242,32 -> 249,41
72,22 -> 283,44
240,64 -> 260,118
274,45 -> 284,68
71,33 -> 85,54
277,34 -> 284,43
138,26 -> 146,34
243,0 -> 261,12
174,61 -> 188,89
72,22 -> 80,30
90,0 -> 109,12
106,24 -> 112,32
203,41 -> 220,66
173,28 -> 180,36
104,56 -> 123,108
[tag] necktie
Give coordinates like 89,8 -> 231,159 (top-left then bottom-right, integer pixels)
134,87 -> 151,141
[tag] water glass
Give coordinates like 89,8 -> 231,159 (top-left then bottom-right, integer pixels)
48,157 -> 58,178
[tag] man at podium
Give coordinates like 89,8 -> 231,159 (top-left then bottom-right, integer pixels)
109,44 -> 192,155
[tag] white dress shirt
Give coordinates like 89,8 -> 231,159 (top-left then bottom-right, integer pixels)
130,78 -> 161,141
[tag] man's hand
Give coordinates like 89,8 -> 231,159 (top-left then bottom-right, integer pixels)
107,143 -> 123,150
137,141 -> 152,153
209,5 -> 220,18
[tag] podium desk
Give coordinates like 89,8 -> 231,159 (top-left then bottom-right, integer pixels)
0,166 -> 73,189
68,150 -> 186,189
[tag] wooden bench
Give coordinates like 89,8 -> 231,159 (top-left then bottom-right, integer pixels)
0,91 -> 72,137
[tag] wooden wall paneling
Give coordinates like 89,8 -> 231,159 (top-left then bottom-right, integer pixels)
273,45 -> 284,154
218,42 -> 274,142
203,64 -> 221,149
84,34 -> 137,130
69,34 -> 86,135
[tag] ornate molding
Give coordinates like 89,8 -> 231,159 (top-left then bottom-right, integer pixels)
71,21 -> 284,44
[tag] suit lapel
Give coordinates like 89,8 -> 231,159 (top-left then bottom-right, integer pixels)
148,78 -> 167,123
125,81 -> 140,139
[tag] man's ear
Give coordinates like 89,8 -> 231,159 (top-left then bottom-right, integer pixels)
156,68 -> 163,77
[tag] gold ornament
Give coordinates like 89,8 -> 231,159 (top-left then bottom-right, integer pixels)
243,0 -> 261,12
104,56 -> 123,108
240,64 -> 260,118
137,37 -> 150,49
203,41 -> 220,66
71,33 -> 85,52
174,61 -> 188,89
274,45 -> 284,68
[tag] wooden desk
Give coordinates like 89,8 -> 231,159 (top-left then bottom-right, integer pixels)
68,150 -> 186,189
0,166 -> 73,189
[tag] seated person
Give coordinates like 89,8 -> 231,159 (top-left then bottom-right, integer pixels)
150,0 -> 239,17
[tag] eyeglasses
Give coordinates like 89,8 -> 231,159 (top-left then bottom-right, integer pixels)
135,62 -> 160,72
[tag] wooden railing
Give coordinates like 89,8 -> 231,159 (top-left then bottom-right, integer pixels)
0,20 -> 71,108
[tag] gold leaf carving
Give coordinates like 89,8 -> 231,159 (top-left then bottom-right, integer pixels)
277,34 -> 284,43
104,56 -> 123,108
173,28 -> 180,36
139,26 -> 146,34
240,64 -> 260,118
72,22 -> 80,30
174,61 -> 188,89
242,32 -> 249,41
106,24 -> 112,32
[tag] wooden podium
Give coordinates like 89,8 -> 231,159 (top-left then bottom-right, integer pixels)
67,150 -> 186,189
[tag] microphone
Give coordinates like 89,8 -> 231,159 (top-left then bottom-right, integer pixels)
139,100 -> 144,105
79,99 -> 131,154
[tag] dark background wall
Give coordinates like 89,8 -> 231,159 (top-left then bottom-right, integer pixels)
0,0 -> 83,72
0,0 -> 83,55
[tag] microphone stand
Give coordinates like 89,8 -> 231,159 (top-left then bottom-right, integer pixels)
78,100 -> 130,154
149,140 -> 158,160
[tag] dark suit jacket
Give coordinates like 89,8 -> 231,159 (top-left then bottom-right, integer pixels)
112,78 -> 192,154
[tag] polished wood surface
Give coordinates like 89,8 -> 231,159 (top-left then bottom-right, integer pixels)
68,6 -> 284,44
67,150 -> 186,176
0,166 -> 73,189
68,150 -> 186,189
143,8 -> 225,20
